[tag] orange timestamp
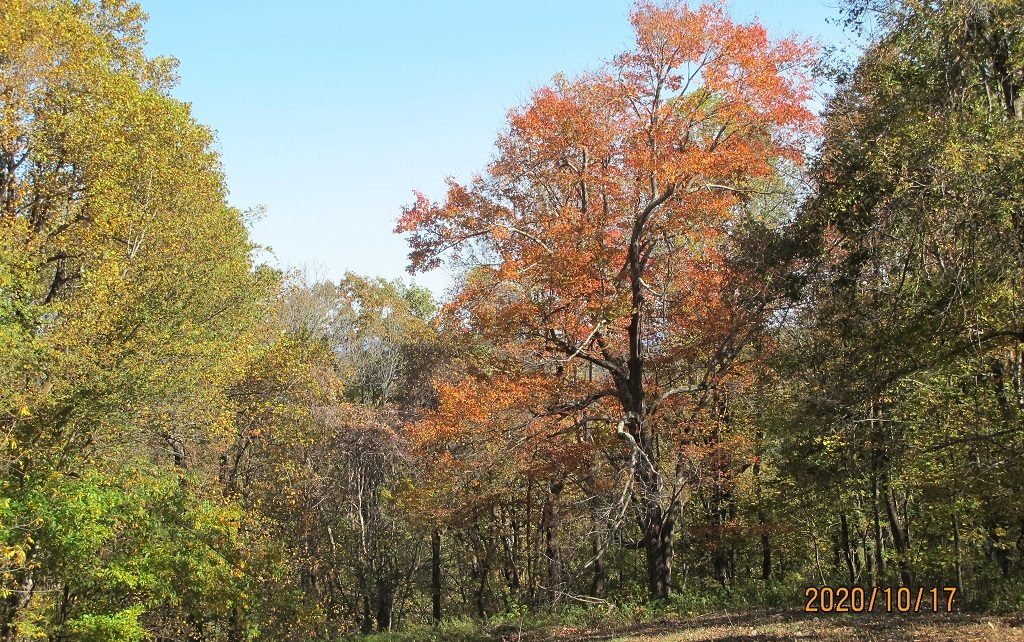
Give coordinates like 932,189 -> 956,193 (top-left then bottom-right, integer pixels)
803,586 -> 957,613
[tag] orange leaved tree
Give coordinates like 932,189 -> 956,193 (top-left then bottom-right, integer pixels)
397,1 -> 816,600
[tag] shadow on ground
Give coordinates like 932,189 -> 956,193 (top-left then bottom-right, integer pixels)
498,610 -> 1024,642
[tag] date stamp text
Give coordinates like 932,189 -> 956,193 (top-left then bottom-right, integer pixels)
803,586 -> 957,613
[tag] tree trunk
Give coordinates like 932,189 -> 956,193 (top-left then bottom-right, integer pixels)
840,512 -> 857,585
638,453 -> 678,602
630,422 -> 675,601
630,419 -> 677,601
376,578 -> 394,632
643,502 -> 674,600
869,404 -> 886,584
753,429 -> 771,582
542,480 -> 564,606
360,594 -> 372,635
760,522 -> 772,582
871,484 -> 885,583
883,488 -> 912,586
468,526 -> 490,619
498,506 -> 521,598
622,187 -> 680,601
431,527 -> 442,623
584,421 -> 607,598
525,478 -> 536,606
952,513 -> 964,609
591,534 -> 607,598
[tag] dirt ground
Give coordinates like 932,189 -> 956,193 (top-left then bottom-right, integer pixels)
532,612 -> 1024,641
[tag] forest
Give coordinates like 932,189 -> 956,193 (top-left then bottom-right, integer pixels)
1,0 -> 1023,640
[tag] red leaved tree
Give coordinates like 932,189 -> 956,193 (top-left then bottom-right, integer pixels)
397,1 -> 816,600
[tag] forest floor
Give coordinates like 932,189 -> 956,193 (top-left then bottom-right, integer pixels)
499,611 -> 1024,641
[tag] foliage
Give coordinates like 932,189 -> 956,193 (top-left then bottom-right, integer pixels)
397,0 -> 817,603
2,0 -> 1024,640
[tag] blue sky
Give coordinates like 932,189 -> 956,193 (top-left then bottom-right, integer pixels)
141,1 -> 853,297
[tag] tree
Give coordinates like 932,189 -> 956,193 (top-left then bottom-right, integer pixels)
784,0 -> 1024,595
397,0 -> 816,600
0,0 -> 270,637
223,272 -> 444,634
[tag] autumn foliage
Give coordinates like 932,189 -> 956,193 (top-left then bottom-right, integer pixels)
398,0 -> 816,600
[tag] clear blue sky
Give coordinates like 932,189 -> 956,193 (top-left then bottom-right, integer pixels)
141,1 -> 852,296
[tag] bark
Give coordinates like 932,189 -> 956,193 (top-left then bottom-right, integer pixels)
840,512 -> 857,585
643,499 -> 675,601
812,525 -> 827,585
360,595 -> 372,635
525,478 -> 536,606
542,480 -> 564,605
375,578 -> 394,632
584,421 -> 607,598
712,495 -> 729,587
753,429 -> 771,582
626,409 -> 677,601
883,488 -> 912,586
499,508 -> 521,597
469,526 -> 491,619
431,527 -> 442,623
953,514 -> 964,609
591,534 -> 607,598
869,404 -> 886,584
760,521 -> 772,582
